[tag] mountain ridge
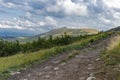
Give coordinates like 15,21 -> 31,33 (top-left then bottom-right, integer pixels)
33,27 -> 99,38
1,27 -> 99,41
108,26 -> 120,31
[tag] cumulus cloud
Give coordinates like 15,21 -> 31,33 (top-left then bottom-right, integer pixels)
46,0 -> 88,16
45,16 -> 57,26
0,0 -> 120,34
0,16 -> 58,33
103,0 -> 120,9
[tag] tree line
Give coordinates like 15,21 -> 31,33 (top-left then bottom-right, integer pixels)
0,33 -> 91,57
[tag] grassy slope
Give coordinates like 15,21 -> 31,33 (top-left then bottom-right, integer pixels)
3,27 -> 98,42
0,32 -> 109,79
37,27 -> 98,38
102,32 -> 120,80
19,27 -> 98,42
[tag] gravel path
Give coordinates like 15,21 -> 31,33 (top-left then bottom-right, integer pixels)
8,37 -> 111,80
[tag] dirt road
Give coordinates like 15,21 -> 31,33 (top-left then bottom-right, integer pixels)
8,37 -> 111,80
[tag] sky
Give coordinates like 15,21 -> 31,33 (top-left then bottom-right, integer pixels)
0,0 -> 120,34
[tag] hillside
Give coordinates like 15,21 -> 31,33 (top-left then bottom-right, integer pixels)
108,26 -> 120,31
34,27 -> 99,38
7,31 -> 120,80
3,27 -> 99,42
0,28 -> 120,80
28,27 -> 99,41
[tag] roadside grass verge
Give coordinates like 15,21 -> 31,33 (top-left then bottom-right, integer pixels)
101,34 -> 120,80
102,35 -> 120,65
0,32 -> 111,79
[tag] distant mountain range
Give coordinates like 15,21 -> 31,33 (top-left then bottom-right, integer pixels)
0,28 -> 37,38
0,27 -> 99,41
1,26 -> 120,41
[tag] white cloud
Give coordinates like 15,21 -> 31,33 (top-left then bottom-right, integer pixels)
0,19 -> 36,30
1,0 -> 120,33
99,15 -> 111,24
103,0 -> 120,9
25,12 -> 32,19
0,16 -> 58,32
0,0 -> 32,11
114,12 -> 120,19
38,21 -> 46,26
46,0 -> 88,16
45,16 -> 57,26
7,2 -> 16,8
61,0 -> 88,16
0,22 -> 25,30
